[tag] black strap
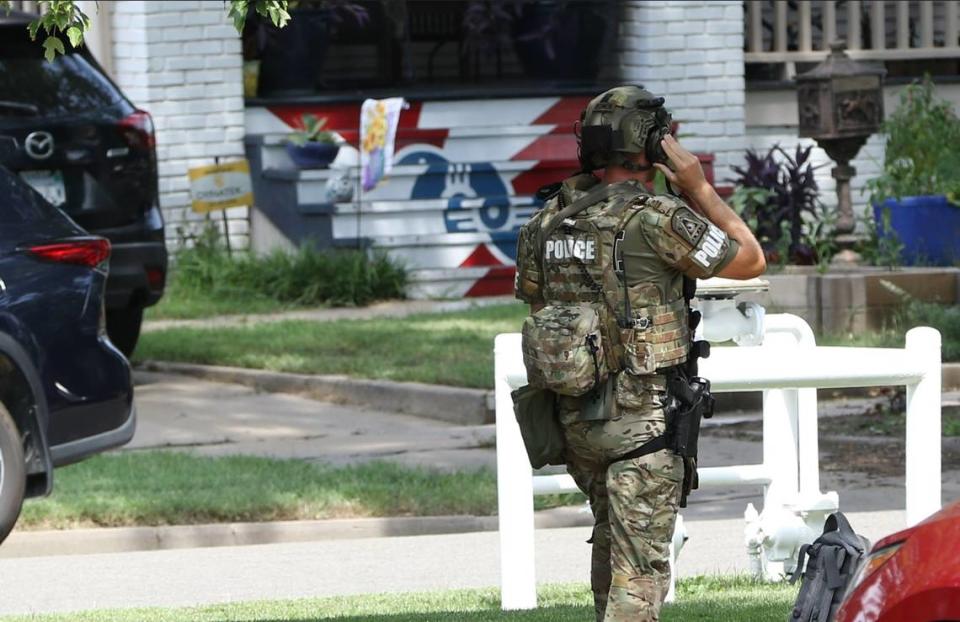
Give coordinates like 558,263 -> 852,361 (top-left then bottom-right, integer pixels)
537,182 -> 613,254
609,433 -> 669,465
824,512 -> 859,545
789,544 -> 812,584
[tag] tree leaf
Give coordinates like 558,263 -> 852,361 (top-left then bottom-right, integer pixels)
66,26 -> 83,48
42,36 -> 65,62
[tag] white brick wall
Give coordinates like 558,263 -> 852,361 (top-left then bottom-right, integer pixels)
108,0 -> 247,250
617,0 -> 746,186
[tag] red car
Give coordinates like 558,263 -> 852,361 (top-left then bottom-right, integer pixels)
836,500 -> 960,622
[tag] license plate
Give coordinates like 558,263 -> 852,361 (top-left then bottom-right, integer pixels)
20,170 -> 66,207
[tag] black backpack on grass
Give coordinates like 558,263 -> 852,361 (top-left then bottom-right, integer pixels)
788,512 -> 871,622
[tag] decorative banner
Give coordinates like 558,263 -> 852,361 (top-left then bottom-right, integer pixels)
360,97 -> 405,192
187,160 -> 254,213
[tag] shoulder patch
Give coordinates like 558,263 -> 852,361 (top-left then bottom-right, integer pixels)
646,197 -> 675,215
671,207 -> 707,247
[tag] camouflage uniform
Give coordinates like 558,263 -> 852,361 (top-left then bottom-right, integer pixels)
515,173 -> 738,622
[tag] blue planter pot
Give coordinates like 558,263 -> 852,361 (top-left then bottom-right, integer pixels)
285,142 -> 340,169
874,195 -> 960,265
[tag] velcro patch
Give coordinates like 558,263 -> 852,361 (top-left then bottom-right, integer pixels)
647,198 -> 674,215
544,235 -> 599,263
671,207 -> 707,248
691,224 -> 727,268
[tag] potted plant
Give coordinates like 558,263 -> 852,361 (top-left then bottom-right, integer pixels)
285,114 -> 343,169
866,77 -> 960,266
730,144 -> 825,266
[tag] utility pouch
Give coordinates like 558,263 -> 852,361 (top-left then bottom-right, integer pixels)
620,323 -> 657,375
577,374 -> 619,422
511,385 -> 565,469
521,305 -> 608,396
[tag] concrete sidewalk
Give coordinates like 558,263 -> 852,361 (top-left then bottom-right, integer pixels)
0,509 -> 907,616
3,371 -> 947,559
3,372 -> 956,583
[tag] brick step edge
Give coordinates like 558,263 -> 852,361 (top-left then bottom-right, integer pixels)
136,361 -> 494,426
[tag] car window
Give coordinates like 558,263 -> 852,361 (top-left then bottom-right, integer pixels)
0,165 -> 63,223
0,32 -> 125,118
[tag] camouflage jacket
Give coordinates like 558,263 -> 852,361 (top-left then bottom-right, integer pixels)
515,173 -> 739,375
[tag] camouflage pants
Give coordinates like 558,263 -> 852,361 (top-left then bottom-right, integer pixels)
559,374 -> 683,622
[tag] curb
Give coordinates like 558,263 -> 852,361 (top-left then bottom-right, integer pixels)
0,508 -> 591,559
137,360 -> 958,423
136,361 -> 494,426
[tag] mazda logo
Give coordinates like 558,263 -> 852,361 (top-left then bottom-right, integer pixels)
24,131 -> 54,160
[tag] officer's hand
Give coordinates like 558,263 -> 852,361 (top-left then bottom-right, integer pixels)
653,135 -> 710,197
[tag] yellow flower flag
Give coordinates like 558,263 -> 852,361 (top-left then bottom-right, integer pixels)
360,97 -> 405,192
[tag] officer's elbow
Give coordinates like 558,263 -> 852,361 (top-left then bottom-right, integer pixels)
718,247 -> 766,280
749,250 -> 767,278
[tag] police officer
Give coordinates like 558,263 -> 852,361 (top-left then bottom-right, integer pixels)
514,86 -> 765,622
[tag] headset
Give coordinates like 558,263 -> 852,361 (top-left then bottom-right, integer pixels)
577,89 -> 673,173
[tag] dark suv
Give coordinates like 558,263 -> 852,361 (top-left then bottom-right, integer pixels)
0,12 -> 167,355
0,156 -> 135,543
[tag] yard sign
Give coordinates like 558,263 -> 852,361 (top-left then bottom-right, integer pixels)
188,159 -> 254,213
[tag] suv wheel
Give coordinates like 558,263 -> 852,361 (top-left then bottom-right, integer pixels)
0,402 -> 25,544
107,306 -> 145,357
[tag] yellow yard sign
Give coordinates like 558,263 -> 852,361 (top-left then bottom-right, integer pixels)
187,160 -> 254,213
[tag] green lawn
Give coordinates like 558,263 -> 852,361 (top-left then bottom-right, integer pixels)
0,577 -> 798,621
18,452 -> 582,529
136,303 -> 529,389
138,301 -> 957,390
146,282 -> 298,320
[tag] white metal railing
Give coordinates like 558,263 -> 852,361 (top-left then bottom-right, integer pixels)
8,1 -> 39,13
495,318 -> 941,610
746,0 -> 960,63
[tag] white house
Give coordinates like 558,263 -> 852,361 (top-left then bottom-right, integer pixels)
14,0 -> 960,297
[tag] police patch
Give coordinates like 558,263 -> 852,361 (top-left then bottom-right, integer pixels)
544,234 -> 599,263
671,207 -> 707,247
692,224 -> 727,268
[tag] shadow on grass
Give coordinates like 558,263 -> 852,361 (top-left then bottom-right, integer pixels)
227,599 -> 791,622
230,608 -> 590,622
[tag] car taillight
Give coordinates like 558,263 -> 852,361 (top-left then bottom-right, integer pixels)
146,266 -> 166,290
844,540 -> 905,598
118,109 -> 155,150
26,238 -> 111,268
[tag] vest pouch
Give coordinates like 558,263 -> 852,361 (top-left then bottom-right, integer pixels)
511,385 -> 565,468
521,304 -> 608,396
620,325 -> 658,375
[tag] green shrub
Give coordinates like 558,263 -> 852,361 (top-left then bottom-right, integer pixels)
899,298 -> 960,361
174,225 -> 407,307
882,280 -> 960,360
866,76 -> 960,204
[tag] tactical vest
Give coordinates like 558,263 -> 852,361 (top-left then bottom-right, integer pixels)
537,181 -> 690,376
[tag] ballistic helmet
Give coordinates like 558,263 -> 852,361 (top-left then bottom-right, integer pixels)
577,85 -> 673,172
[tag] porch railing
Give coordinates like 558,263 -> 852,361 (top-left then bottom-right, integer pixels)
745,0 -> 960,63
7,1 -> 39,12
